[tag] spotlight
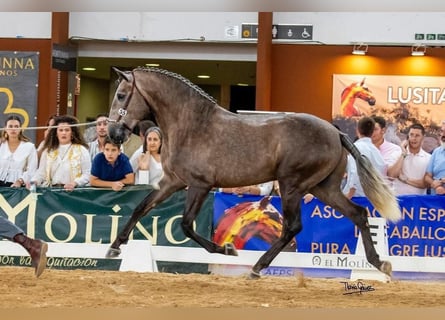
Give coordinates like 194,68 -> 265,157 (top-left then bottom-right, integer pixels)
411,44 -> 426,56
352,43 -> 368,55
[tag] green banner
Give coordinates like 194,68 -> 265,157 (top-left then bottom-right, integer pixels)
0,186 -> 213,246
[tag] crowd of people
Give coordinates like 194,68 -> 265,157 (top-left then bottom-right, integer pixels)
0,113 -> 163,277
2,112 -> 445,277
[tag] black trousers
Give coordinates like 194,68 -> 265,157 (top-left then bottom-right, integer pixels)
0,180 -> 13,187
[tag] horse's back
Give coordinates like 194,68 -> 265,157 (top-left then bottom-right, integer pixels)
186,110 -> 344,187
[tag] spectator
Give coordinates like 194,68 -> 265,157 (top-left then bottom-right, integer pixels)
31,115 -> 91,190
37,114 -> 56,161
389,123 -> 431,195
130,126 -> 163,188
343,116 -> 387,198
88,113 -> 109,161
121,119 -> 156,159
0,115 -> 38,187
424,120 -> 445,195
0,216 -> 47,277
371,115 -> 403,188
90,136 -> 134,191
136,120 -> 156,142
220,181 -> 274,196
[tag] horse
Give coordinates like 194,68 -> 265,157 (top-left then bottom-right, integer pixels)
106,67 -> 401,279
341,78 -> 376,117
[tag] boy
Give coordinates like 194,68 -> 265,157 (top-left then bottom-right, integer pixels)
90,137 -> 135,191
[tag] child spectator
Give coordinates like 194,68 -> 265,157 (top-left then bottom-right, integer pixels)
90,136 -> 134,191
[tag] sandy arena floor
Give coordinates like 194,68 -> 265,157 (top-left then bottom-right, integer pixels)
1,266 -> 444,308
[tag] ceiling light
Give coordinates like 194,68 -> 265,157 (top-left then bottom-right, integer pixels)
237,83 -> 249,86
352,43 -> 368,55
197,75 -> 210,79
411,44 -> 426,56
82,67 -> 96,71
145,63 -> 160,67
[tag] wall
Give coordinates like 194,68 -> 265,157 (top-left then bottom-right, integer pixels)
69,12 -> 445,46
76,77 -> 110,123
0,12 -> 51,38
270,44 -> 445,121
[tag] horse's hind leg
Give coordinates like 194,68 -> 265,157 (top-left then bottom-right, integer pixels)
314,188 -> 389,275
106,181 -> 184,258
249,188 -> 303,279
182,186 -> 236,255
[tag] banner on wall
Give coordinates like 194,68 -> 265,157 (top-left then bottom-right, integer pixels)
0,186 -> 213,246
332,74 -> 445,152
213,192 -> 445,258
0,51 -> 39,142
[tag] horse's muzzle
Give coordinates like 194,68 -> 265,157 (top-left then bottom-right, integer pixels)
108,122 -> 130,145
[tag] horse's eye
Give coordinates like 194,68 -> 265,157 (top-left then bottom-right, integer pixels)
117,93 -> 125,101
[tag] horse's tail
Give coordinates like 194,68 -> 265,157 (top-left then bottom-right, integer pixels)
339,132 -> 402,222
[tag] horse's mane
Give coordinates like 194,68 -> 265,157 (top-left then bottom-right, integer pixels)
134,66 -> 217,105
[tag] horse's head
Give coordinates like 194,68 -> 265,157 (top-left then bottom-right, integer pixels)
107,67 -> 151,145
354,84 -> 376,106
341,79 -> 376,117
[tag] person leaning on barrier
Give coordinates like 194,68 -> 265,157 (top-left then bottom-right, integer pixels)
90,136 -> 135,191
220,181 -> 274,196
31,115 -> 91,191
424,120 -> 445,195
0,115 -> 38,188
0,215 -> 47,277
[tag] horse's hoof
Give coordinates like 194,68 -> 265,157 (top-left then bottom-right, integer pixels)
105,247 -> 121,258
247,270 -> 261,280
223,243 -> 238,256
380,261 -> 392,276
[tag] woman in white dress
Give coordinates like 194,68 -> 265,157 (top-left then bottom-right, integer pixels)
31,115 -> 91,191
0,115 -> 38,188
130,126 -> 163,188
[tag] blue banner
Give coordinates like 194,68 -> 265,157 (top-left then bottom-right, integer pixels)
213,192 -> 445,258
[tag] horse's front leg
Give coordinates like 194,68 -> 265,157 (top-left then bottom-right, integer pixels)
249,192 -> 302,279
106,181 -> 184,258
181,187 -> 237,256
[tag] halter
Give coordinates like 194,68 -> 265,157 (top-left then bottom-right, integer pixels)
107,71 -> 137,135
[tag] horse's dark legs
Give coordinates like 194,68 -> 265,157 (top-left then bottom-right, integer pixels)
181,187 -> 237,255
249,188 -> 302,278
106,182 -> 184,258
314,189 -> 388,275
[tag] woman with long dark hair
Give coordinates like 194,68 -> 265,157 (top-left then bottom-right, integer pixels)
131,126 -> 163,188
0,115 -> 38,187
31,115 -> 91,190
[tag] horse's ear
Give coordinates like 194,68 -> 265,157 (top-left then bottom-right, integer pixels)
112,67 -> 131,82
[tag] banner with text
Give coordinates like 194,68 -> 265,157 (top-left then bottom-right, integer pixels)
213,192 -> 445,258
0,186 -> 213,246
0,51 -> 39,142
332,74 -> 445,152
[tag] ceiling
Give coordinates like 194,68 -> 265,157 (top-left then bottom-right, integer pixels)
76,57 -> 257,87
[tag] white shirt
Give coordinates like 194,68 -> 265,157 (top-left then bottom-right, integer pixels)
343,137 -> 387,197
130,146 -> 163,187
33,144 -> 91,187
0,141 -> 38,184
393,148 -> 431,195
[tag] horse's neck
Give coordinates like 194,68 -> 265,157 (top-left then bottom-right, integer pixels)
341,88 -> 357,111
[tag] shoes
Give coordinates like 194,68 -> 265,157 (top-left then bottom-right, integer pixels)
13,233 -> 48,277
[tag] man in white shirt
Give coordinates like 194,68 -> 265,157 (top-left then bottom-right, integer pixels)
388,123 -> 431,195
343,116 -> 387,198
